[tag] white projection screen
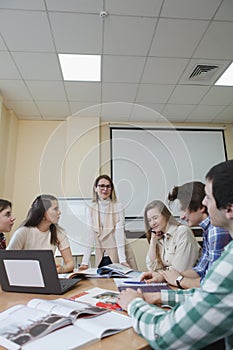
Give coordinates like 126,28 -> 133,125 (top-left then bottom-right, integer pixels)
111,127 -> 227,220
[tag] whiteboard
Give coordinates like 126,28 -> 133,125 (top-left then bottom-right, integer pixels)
111,127 -> 227,219
57,198 -> 92,256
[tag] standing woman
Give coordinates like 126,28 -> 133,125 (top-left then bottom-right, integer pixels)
143,200 -> 201,282
7,194 -> 74,273
0,199 -> 15,249
80,175 -> 137,269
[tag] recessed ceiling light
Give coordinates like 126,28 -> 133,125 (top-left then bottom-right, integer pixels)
215,62 -> 233,86
58,54 -> 101,81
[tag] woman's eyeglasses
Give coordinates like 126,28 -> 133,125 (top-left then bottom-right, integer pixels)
97,184 -> 112,190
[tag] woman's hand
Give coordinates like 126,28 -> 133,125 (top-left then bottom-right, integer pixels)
56,264 -> 65,274
162,267 -> 180,286
140,271 -> 164,283
78,264 -> 89,271
117,288 -> 144,310
120,261 -> 130,268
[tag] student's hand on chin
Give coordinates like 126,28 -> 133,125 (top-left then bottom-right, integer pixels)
117,288 -> 144,311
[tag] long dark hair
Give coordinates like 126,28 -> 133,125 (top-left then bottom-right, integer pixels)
0,199 -> 12,212
92,175 -> 117,202
24,194 -> 59,246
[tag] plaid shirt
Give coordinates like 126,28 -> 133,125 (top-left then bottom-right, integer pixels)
128,240 -> 233,350
193,216 -> 232,281
0,232 -> 6,249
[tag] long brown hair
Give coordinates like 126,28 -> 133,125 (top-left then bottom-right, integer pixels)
24,194 -> 59,246
144,200 -> 179,243
144,200 -> 179,269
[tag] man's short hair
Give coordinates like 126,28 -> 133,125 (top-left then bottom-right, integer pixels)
206,160 -> 233,210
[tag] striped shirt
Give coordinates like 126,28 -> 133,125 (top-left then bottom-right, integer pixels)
193,216 -> 232,281
128,240 -> 233,350
0,232 -> 6,249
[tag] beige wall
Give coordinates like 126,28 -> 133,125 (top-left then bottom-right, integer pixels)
0,102 -> 18,200
11,116 -> 99,232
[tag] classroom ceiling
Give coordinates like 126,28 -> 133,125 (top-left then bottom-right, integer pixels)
0,0 -> 233,124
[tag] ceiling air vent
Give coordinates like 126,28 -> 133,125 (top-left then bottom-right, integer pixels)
188,64 -> 219,81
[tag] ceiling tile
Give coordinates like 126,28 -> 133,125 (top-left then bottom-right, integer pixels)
101,102 -> 132,122
0,10 -> 54,51
194,22 -> 233,59
136,84 -> 174,103
187,105 -> 225,120
214,0 -> 233,21
26,81 -> 67,100
50,12 -> 102,54
0,0 -> 45,10
161,0 -> 222,20
36,101 -> 70,118
3,100 -> 40,116
0,80 -> 32,100
214,105 -> 233,121
102,83 -> 138,102
162,104 -> 195,119
104,16 -> 156,55
200,86 -> 233,105
12,52 -> 62,80
65,82 -> 101,101
168,85 -> 209,104
0,52 -> 21,79
69,101 -> 101,116
46,0 -> 103,12
102,55 -> 146,83
0,36 -> 7,50
149,19 -> 209,57
130,103 -> 164,122
106,0 -> 163,16
141,57 -> 189,84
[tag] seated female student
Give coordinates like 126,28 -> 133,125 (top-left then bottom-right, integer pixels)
143,200 -> 201,282
79,175 -> 137,270
0,199 -> 15,249
7,194 -> 74,273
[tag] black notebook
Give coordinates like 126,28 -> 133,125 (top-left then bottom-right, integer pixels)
0,249 -> 80,294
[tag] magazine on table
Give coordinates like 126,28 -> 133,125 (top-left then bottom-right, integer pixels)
70,287 -> 122,311
97,263 -> 141,278
58,267 -> 101,279
0,297 -> 131,350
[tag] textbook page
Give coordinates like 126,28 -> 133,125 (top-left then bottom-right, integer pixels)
23,311 -> 132,350
27,298 -> 108,318
0,304 -> 71,350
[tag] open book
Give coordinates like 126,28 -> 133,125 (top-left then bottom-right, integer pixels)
70,287 -> 122,311
0,298 -> 132,350
97,263 -> 140,278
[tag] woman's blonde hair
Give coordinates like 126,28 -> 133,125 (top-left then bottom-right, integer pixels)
144,200 -> 178,243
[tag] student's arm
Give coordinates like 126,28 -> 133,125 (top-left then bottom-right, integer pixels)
57,247 -> 74,273
80,207 -> 94,269
162,267 -> 201,288
115,202 -> 128,265
170,225 -> 200,271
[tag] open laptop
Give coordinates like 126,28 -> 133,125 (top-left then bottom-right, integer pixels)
0,250 -> 81,294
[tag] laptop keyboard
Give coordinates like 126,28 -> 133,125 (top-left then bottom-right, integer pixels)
59,278 -> 78,292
